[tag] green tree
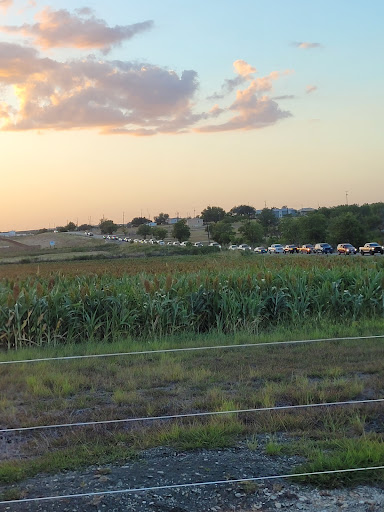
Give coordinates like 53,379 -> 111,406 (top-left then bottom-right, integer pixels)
65,221 -> 77,231
210,220 -> 235,245
152,227 -> 167,240
328,212 -> 366,247
238,221 -> 264,244
230,205 -> 256,218
257,208 -> 278,236
137,224 -> 152,239
99,218 -> 117,235
172,219 -> 191,242
279,217 -> 301,244
201,206 -> 226,223
154,212 -> 169,225
131,217 -> 151,227
299,213 -> 327,243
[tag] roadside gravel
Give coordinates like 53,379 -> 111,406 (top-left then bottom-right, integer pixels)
1,440 -> 383,512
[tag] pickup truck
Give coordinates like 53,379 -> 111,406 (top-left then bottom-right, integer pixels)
359,242 -> 383,256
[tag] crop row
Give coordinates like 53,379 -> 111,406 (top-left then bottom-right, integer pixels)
1,264 -> 383,348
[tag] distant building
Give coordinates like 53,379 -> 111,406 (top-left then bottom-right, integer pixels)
167,217 -> 181,224
0,231 -> 16,237
146,222 -> 157,227
187,217 -> 203,228
272,207 -> 297,218
298,208 -> 316,216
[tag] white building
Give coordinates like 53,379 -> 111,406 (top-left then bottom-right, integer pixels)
187,217 -> 203,228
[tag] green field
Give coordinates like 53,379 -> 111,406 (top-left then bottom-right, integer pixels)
0,252 -> 383,496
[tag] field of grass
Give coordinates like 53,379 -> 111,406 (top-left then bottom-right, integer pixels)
0,253 -> 383,494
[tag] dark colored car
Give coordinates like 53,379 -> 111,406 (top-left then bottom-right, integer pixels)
284,244 -> 299,254
314,243 -> 333,254
337,243 -> 357,255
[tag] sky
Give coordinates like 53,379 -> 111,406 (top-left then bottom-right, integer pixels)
0,0 -> 383,230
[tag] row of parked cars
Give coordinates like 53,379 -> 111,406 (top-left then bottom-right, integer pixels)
266,242 -> 384,255
102,234 -> 383,255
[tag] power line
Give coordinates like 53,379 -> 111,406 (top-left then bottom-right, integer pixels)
1,334 -> 383,366
1,465 -> 383,505
2,398 -> 383,434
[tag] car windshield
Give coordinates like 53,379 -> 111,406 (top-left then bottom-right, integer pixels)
345,244 -> 353,248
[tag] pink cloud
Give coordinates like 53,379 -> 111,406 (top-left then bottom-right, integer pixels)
0,0 -> 12,12
0,7 -> 154,52
293,41 -> 323,49
306,84 -> 318,94
198,72 -> 292,133
0,46 -> 294,136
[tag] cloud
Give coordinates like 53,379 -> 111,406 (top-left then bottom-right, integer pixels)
0,0 -> 12,12
306,85 -> 318,94
0,7 -> 154,52
292,41 -> 322,49
197,73 -> 292,133
0,43 -> 200,134
0,48 -> 293,136
208,59 -> 257,99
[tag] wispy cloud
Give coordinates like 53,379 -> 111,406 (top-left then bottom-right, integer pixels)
292,41 -> 323,49
306,85 -> 318,94
198,63 -> 292,133
0,0 -> 12,12
0,7 -> 154,52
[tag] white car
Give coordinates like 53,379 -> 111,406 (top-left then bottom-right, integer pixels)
228,245 -> 238,250
194,242 -> 204,247
157,240 -> 165,245
238,244 -> 252,251
268,244 -> 284,254
209,242 -> 221,249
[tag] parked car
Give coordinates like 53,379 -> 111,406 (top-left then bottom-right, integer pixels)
180,241 -> 188,246
337,243 -> 357,255
194,242 -> 204,247
283,244 -> 298,254
254,246 -> 267,254
268,244 -> 284,254
314,243 -> 333,254
299,244 -> 314,254
238,244 -> 252,251
157,240 -> 165,245
209,242 -> 221,249
359,242 -> 383,255
228,245 -> 238,250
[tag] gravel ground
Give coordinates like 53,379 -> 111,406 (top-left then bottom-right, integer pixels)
1,440 -> 383,512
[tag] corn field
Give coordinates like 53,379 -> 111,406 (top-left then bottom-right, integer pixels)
1,258 -> 384,348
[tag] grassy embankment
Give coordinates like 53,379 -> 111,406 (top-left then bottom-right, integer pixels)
0,253 -> 383,494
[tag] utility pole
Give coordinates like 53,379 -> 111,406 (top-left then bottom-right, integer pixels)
345,191 -> 349,205
123,211 -> 125,226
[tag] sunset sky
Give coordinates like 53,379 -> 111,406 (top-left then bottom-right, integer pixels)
1,0 -> 383,230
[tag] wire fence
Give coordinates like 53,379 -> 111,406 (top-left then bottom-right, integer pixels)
1,334 -> 383,365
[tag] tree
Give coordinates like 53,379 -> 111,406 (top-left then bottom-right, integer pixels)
279,217 -> 301,244
328,213 -> 366,248
152,227 -> 167,240
131,217 -> 151,227
299,213 -> 327,244
172,219 -> 191,242
99,218 -> 117,235
201,206 -> 226,223
238,221 -> 264,244
78,224 -> 92,231
230,205 -> 256,218
137,224 -> 152,239
257,208 -> 278,236
154,212 -> 169,225
65,221 -> 77,232
210,221 -> 235,245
